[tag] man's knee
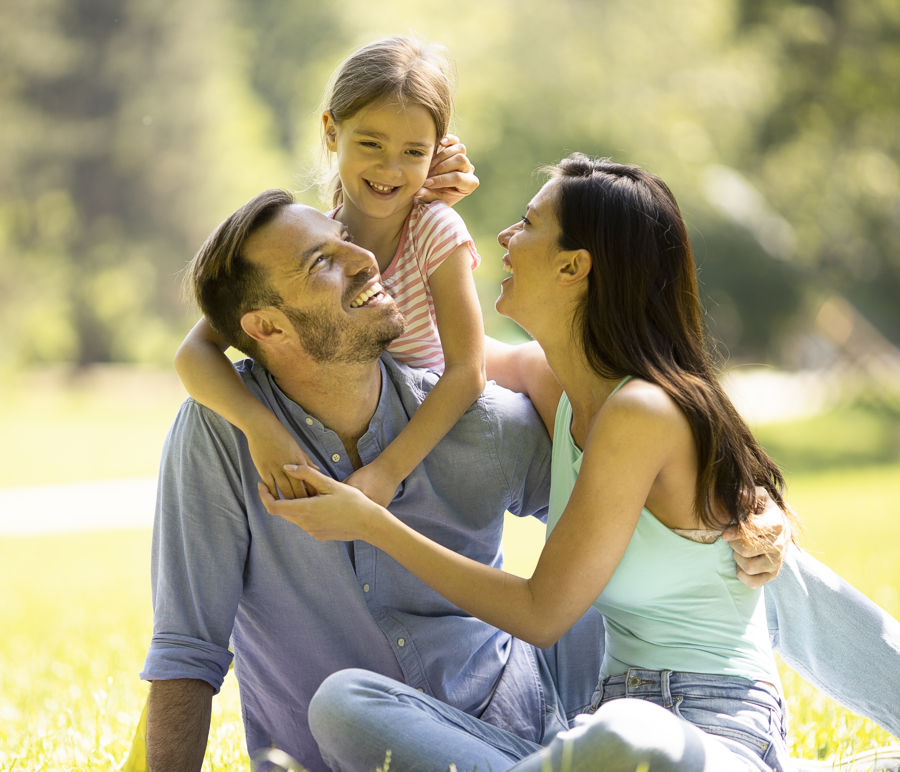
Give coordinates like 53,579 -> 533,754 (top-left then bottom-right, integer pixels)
309,668 -> 375,745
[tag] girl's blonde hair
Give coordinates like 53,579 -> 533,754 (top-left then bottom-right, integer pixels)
322,36 -> 455,207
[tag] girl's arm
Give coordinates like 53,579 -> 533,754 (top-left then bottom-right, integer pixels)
484,338 -> 562,438
262,387 -> 677,648
175,318 -> 313,498
344,246 -> 485,506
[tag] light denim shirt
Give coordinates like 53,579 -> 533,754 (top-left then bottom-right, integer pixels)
141,355 -> 556,771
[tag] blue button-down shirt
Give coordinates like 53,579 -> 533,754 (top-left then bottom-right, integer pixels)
141,355 -> 558,771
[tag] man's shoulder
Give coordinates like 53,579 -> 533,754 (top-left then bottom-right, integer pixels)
383,355 -> 544,434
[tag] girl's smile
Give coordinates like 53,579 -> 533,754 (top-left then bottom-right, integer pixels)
324,98 -> 437,223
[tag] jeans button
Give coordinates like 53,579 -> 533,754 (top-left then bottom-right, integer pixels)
627,675 -> 641,689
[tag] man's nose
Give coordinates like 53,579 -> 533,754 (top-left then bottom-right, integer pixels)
342,242 -> 378,274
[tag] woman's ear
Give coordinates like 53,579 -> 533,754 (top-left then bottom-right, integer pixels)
322,111 -> 338,152
557,248 -> 592,286
241,309 -> 286,344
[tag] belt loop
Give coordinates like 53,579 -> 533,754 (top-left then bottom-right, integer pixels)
661,670 -> 673,709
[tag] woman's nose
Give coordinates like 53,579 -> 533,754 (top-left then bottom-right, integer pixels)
497,222 -> 517,248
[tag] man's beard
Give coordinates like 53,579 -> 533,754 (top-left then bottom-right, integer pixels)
281,303 -> 405,364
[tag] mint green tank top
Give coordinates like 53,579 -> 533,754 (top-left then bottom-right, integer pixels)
548,382 -> 779,684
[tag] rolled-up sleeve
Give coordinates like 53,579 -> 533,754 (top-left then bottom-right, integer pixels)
141,400 -> 250,692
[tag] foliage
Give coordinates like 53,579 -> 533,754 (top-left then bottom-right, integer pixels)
1,0 -> 898,367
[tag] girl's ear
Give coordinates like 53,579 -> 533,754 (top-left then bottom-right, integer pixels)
322,111 -> 338,152
241,309 -> 287,344
557,248 -> 592,286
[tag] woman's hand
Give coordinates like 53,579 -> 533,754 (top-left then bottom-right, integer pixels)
722,489 -> 791,588
416,134 -> 478,206
258,464 -> 388,542
247,421 -> 318,500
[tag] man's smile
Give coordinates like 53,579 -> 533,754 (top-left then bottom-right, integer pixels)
349,281 -> 388,308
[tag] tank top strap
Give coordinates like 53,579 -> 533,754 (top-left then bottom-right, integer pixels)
608,375 -> 633,398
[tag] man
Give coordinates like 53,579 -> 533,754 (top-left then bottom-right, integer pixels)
142,190 -> 900,771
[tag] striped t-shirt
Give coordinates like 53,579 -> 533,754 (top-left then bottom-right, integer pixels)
330,201 -> 480,371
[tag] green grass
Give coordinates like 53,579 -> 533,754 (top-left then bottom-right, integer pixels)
1,371 -> 898,769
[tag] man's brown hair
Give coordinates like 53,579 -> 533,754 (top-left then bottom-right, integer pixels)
186,189 -> 293,360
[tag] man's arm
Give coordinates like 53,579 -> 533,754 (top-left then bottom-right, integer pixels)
147,679 -> 214,771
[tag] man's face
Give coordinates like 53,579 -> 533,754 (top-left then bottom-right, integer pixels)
244,205 -> 405,363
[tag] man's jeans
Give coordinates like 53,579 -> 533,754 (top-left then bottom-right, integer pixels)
310,547 -> 900,770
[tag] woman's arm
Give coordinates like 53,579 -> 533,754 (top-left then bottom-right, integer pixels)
263,387 -> 678,648
174,318 -> 312,498
344,246 -> 485,505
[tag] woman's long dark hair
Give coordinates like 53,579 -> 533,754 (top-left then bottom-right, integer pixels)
549,153 -> 787,535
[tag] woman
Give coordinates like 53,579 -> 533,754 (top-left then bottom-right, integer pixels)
262,154 -> 793,770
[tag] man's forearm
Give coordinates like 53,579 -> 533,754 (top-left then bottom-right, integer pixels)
147,678 -> 215,772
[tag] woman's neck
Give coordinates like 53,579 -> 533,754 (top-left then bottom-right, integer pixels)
542,336 -> 626,450
336,198 -> 412,272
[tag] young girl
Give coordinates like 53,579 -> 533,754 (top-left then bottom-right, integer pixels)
175,36 -> 485,506
262,155 -> 797,770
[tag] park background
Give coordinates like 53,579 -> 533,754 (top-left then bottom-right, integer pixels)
1,0 -> 898,769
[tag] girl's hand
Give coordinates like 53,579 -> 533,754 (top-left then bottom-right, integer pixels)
416,134 -> 478,206
247,422 -> 318,500
258,465 -> 386,542
343,460 -> 401,508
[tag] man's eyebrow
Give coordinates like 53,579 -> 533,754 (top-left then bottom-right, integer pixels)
297,226 -> 350,268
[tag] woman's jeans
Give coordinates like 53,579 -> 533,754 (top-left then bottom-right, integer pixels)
310,668 -> 787,771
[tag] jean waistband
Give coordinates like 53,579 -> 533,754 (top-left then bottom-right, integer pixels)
591,669 -> 783,712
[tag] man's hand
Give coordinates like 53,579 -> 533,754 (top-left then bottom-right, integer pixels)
416,134 -> 479,206
722,491 -> 791,588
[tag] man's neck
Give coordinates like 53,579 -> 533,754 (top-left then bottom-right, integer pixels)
272,358 -> 383,462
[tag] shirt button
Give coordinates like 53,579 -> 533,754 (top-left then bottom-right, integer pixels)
331,453 -> 341,462
397,638 -> 405,647
362,584 -> 370,593
305,417 -> 314,425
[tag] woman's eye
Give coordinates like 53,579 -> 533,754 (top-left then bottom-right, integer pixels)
520,215 -> 531,226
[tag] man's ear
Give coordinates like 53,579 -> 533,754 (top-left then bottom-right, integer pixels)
322,111 -> 338,152
557,248 -> 592,287
241,309 -> 286,344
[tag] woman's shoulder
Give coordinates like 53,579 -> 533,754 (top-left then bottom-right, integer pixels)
594,377 -> 689,441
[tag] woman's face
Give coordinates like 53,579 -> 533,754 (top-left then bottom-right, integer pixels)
495,179 -> 564,325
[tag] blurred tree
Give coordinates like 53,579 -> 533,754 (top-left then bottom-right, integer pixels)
0,0 -> 288,366
731,0 -> 900,347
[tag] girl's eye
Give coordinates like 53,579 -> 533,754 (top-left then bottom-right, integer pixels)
360,141 -> 379,149
407,149 -> 428,158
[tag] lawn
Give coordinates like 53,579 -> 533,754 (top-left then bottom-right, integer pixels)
1,368 -> 898,769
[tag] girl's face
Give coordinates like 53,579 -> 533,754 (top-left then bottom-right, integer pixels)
324,98 -> 437,221
495,179 -> 566,326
